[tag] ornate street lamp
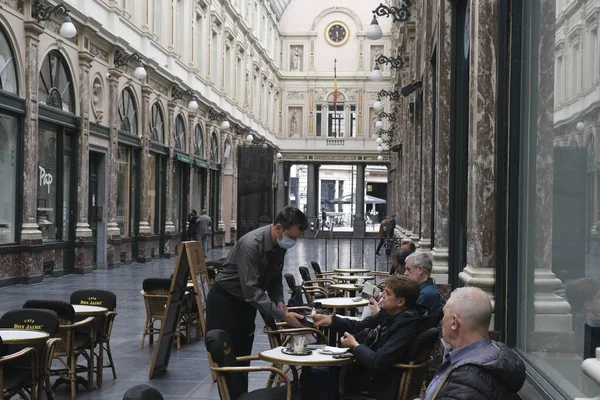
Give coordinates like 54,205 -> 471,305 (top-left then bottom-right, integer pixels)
31,1 -> 77,38
172,88 -> 199,111
373,96 -> 384,112
377,111 -> 396,122
370,64 -> 383,81
114,51 -> 147,80
209,110 -> 230,130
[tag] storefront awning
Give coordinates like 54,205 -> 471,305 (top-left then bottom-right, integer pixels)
176,153 -> 194,164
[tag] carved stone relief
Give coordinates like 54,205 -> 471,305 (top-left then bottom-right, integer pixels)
287,91 -> 305,100
90,44 -> 109,62
91,77 -> 104,123
290,45 -> 303,71
0,0 -> 22,13
288,107 -> 302,137
371,45 -> 384,70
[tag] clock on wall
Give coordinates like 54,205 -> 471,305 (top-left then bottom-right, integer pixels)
325,21 -> 350,47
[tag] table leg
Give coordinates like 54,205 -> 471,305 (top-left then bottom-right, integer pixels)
97,342 -> 103,388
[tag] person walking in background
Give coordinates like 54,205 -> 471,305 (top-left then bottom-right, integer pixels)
375,215 -> 389,255
186,209 -> 199,241
321,207 -> 328,230
197,209 -> 212,258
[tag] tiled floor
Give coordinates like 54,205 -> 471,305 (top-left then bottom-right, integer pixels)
0,238 -> 393,399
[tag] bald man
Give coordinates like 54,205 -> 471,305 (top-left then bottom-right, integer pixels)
424,287 -> 525,400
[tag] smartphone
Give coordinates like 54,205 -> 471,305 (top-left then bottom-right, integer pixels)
300,316 -> 315,328
332,352 -> 353,359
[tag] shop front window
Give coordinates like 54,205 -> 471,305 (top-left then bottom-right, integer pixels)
150,103 -> 165,144
174,114 -> 186,152
38,51 -> 75,113
147,153 -> 164,234
37,125 -> 72,241
118,88 -> 138,135
210,132 -> 218,163
173,161 -> 182,232
517,1 -> 600,397
194,124 -> 204,158
0,114 -> 17,243
0,25 -> 18,94
116,146 -> 138,237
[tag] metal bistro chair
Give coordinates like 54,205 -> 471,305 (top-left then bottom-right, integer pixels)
338,327 -> 440,400
0,308 -> 60,400
310,261 -> 337,279
23,300 -> 96,400
70,289 -> 118,388
0,335 -> 38,400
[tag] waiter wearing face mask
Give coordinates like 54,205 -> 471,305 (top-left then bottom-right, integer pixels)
205,206 -> 309,390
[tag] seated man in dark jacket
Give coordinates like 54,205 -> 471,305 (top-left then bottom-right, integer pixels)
305,275 -> 422,399
424,287 -> 525,400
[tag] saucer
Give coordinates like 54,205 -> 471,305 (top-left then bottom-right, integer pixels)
281,347 -> 313,356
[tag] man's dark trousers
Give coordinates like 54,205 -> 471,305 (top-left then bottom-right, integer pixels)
206,282 -> 257,393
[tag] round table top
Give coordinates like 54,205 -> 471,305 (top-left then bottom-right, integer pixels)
72,304 -> 108,315
329,283 -> 364,291
333,269 -> 371,274
259,346 -> 355,367
332,275 -> 375,282
0,329 -> 49,343
314,297 -> 369,308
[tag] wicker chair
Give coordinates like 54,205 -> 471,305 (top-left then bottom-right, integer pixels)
23,300 -> 96,400
70,289 -> 118,387
0,308 -> 60,400
310,261 -> 337,278
338,327 -> 440,400
140,278 -> 171,349
206,329 -> 296,400
0,336 -> 38,400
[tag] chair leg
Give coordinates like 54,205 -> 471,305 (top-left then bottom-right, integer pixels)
70,353 -> 77,400
105,342 -> 117,379
96,342 -> 104,388
149,320 -> 154,345
141,316 -> 150,349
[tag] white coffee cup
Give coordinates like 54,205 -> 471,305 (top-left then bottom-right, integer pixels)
293,336 -> 305,353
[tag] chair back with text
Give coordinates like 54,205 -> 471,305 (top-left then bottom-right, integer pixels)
206,329 -> 246,400
70,289 -> 117,340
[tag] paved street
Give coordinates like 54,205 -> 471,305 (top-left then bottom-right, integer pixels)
0,238 -> 392,399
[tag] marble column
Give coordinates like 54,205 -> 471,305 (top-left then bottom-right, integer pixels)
276,161 -> 286,212
418,3 -> 433,253
137,85 -> 152,262
354,164 -> 366,237
20,21 -> 44,282
527,0 -> 572,350
163,100 -> 176,256
214,131 -> 226,248
73,50 -> 95,274
458,0 -> 498,311
229,139 -> 239,245
306,163 -> 318,232
106,68 -> 122,268
431,0 -> 452,284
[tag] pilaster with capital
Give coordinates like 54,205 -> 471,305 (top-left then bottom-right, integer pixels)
138,85 -> 152,236
21,21 -> 44,244
163,100 -> 176,256
106,69 -> 122,268
73,50 -> 95,274
431,0 -> 452,283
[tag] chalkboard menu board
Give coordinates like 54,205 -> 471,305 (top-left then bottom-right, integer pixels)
149,241 -> 209,378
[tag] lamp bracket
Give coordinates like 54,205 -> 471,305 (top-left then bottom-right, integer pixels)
372,1 -> 412,23
377,111 -> 397,122
378,89 -> 401,101
32,1 -> 70,22
375,54 -> 404,70
114,51 -> 142,69
172,88 -> 194,100
209,110 -> 228,121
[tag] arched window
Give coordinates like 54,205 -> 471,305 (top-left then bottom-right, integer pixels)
150,102 -> 165,143
38,50 -> 75,112
0,26 -> 18,94
210,132 -> 218,163
118,88 -> 138,135
174,114 -> 186,151
194,124 -> 204,157
587,134 -> 596,164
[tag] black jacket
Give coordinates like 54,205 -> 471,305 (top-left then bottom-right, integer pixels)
332,308 -> 422,399
386,217 -> 396,238
430,341 -> 525,400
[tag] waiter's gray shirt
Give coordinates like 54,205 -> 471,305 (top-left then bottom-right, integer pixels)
215,225 -> 286,320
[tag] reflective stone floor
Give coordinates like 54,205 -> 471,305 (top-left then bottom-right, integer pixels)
0,238 -> 393,399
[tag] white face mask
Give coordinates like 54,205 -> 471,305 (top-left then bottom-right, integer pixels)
277,231 -> 297,249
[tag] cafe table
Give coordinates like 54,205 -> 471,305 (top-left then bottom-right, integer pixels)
72,304 -> 108,315
332,275 -> 375,282
314,297 -> 369,311
333,268 -> 371,275
329,283 -> 363,297
0,328 -> 49,344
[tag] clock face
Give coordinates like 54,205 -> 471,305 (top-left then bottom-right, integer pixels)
325,22 -> 349,46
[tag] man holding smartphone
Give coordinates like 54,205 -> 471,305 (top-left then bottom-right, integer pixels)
303,276 -> 423,399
